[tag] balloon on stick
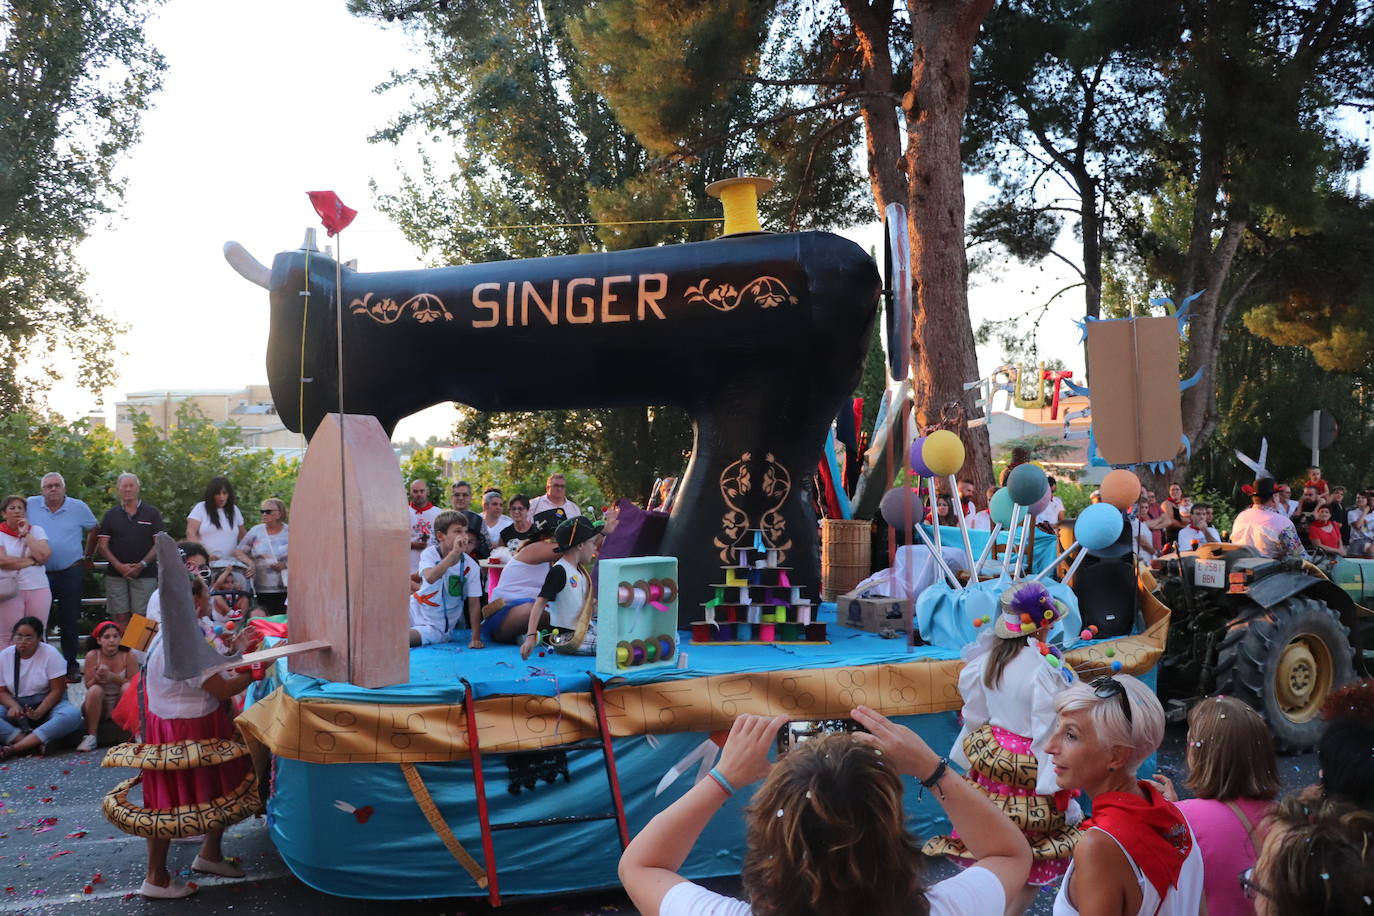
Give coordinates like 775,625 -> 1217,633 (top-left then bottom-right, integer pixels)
1100,469 -> 1142,510
1007,463 -> 1049,507
881,488 -> 961,589
923,431 -> 976,572
909,436 -> 935,478
1033,502 -> 1127,583
989,488 -> 1015,527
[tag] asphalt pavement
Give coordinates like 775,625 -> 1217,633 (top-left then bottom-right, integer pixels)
0,710 -> 1320,916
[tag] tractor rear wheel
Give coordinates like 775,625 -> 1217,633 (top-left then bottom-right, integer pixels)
1213,594 -> 1354,753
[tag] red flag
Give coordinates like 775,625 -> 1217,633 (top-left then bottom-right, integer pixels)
307,190 -> 357,237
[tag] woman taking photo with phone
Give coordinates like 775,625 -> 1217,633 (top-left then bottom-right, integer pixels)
619,708 -> 1031,915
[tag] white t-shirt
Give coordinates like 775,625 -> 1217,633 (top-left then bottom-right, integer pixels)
187,502 -> 245,560
142,633 -> 227,720
408,543 -> 481,637
0,642 -> 66,697
1129,516 -> 1156,562
527,494 -> 581,519
490,556 -> 550,604
1176,526 -> 1220,552
968,509 -> 993,532
1231,506 -> 1301,559
658,865 -> 1004,915
481,514 -> 514,548
0,526 -> 49,590
408,505 -> 443,573
1036,496 -> 1065,527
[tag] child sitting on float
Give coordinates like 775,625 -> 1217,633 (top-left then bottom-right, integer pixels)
923,580 -> 1080,914
408,511 -> 483,649
479,518 -> 558,645
519,516 -> 602,660
78,619 -> 138,752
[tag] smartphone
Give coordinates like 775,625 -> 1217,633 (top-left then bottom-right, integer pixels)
776,718 -> 866,755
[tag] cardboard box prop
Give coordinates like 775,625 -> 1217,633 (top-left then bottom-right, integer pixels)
839,591 -> 915,641
1086,316 -> 1183,465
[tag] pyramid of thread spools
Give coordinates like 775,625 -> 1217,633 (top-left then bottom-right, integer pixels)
690,529 -> 826,645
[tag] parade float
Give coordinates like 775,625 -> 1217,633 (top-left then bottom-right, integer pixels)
188,184 -> 1172,904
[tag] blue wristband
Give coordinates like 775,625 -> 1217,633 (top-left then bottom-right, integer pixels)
708,767 -> 735,797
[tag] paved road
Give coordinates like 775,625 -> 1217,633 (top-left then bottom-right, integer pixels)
0,718 -> 1318,916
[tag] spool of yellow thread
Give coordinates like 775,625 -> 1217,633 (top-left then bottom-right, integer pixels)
706,176 -> 775,236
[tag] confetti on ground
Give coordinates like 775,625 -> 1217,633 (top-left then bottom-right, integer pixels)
47,851 -> 71,860
65,831 -> 86,839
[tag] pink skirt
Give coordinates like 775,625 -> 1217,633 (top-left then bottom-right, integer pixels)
141,705 -> 251,810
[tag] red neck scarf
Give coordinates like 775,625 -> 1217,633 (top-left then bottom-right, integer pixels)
1083,781 -> 1193,901
410,502 -> 435,513
0,523 -> 19,538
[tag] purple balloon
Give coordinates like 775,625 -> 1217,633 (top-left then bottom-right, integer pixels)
879,487 -> 925,525
1030,491 -> 1053,516
909,436 -> 935,478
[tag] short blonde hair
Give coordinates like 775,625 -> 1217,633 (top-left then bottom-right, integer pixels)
1054,674 -> 1164,775
261,497 -> 288,524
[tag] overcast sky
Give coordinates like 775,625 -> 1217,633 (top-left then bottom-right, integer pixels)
59,0 -> 1167,444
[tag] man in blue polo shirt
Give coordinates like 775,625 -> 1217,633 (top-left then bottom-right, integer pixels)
28,472 -> 99,681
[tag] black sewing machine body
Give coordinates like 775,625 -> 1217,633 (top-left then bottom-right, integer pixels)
266,231 -> 880,618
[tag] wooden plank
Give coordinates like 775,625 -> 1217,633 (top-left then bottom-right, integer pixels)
289,413 -> 410,687
202,639 -> 332,677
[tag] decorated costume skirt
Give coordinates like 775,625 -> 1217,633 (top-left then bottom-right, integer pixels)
102,704 -> 261,839
921,724 -> 1079,885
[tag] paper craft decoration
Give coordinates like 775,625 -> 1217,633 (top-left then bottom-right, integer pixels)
1083,316 -> 1185,466
596,556 -> 680,675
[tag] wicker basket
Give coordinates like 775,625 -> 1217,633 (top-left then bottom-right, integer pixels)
821,518 -> 871,600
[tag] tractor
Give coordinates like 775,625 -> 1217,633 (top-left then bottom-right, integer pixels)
1154,543 -> 1374,751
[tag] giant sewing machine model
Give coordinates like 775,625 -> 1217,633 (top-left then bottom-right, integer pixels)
223,178 -> 879,688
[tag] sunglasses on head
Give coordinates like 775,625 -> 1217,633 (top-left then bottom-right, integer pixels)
1091,676 -> 1133,724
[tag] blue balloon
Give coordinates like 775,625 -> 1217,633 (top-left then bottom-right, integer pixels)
989,488 -> 1015,527
1007,463 -> 1049,507
1075,502 -> 1126,551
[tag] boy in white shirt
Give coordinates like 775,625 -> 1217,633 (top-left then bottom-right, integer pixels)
408,512 -> 483,649
1176,504 -> 1220,552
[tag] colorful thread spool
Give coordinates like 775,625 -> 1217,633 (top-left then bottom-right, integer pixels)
778,622 -> 801,641
735,623 -> 753,641
647,581 -> 664,602
747,605 -> 762,624
797,603 -> 812,626
717,623 -> 736,641
630,640 -> 647,665
691,623 -> 714,642
657,636 -> 675,661
617,583 -> 634,607
758,622 -> 776,641
644,640 -> 658,663
616,641 -> 632,668
804,623 -> 827,642
660,579 -> 678,603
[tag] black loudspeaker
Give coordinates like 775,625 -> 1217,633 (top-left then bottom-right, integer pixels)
1073,555 -> 1136,639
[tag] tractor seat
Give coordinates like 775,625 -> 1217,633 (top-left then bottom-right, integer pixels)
1192,542 -> 1258,561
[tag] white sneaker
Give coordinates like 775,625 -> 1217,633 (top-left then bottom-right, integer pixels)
76,735 -> 98,753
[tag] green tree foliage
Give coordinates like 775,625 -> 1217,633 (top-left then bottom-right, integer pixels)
0,0 -> 166,411
1239,196 -> 1374,373
963,0 -> 1372,478
1191,318 -> 1374,498
0,407 -> 300,537
124,405 -> 299,538
399,446 -> 447,506
964,0 -> 1171,322
570,0 -> 1000,493
349,0 -> 870,502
